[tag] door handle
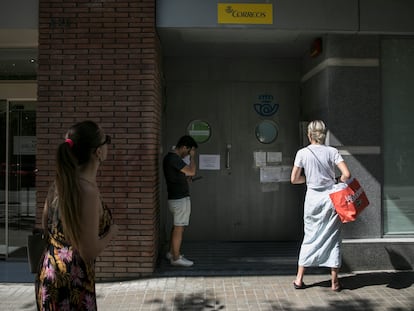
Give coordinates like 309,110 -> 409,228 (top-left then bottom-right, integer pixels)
226,144 -> 232,169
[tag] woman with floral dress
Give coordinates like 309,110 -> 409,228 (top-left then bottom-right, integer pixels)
35,120 -> 118,310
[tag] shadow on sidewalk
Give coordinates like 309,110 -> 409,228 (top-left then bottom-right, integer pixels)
146,285 -> 413,311
308,271 -> 414,290
144,272 -> 413,311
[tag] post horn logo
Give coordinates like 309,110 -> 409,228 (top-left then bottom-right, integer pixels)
254,94 -> 279,117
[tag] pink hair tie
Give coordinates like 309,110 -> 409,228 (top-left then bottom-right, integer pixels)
65,138 -> 74,148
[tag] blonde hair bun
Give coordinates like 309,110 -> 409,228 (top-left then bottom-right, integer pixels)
307,120 -> 326,144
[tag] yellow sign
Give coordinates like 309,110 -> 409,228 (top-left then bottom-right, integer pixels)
218,3 -> 273,25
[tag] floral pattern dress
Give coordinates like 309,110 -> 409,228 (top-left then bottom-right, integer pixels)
35,193 -> 112,311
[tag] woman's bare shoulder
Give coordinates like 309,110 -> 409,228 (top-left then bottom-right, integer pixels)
79,180 -> 100,205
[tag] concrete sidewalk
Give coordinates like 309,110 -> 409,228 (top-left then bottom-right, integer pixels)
1,270 -> 413,311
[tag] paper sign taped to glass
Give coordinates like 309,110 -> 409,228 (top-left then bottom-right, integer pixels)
260,166 -> 291,183
199,154 -> 221,170
254,151 -> 282,167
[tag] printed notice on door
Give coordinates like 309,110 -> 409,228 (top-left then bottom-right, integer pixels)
260,166 -> 291,183
199,154 -> 220,170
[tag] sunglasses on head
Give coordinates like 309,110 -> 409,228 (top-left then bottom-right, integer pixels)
96,135 -> 111,148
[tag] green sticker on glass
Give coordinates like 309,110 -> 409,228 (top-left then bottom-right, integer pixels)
187,120 -> 211,144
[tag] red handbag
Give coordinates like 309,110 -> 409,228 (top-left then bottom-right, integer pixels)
329,178 -> 370,223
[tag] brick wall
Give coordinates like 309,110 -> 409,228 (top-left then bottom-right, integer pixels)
36,0 -> 161,280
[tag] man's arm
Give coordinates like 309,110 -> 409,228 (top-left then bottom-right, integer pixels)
181,148 -> 196,177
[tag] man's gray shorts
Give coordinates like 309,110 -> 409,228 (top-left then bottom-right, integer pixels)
168,196 -> 191,226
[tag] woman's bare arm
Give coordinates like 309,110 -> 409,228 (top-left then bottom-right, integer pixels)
291,165 -> 305,184
42,200 -> 49,235
77,184 -> 118,262
337,161 -> 351,183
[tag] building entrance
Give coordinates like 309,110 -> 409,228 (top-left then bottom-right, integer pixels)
162,59 -> 305,242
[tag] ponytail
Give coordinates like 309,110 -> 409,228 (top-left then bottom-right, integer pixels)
55,141 -> 82,249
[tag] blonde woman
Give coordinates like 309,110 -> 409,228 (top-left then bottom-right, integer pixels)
291,120 -> 351,292
35,120 -> 118,310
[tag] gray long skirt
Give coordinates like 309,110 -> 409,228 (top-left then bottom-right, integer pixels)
298,187 -> 342,268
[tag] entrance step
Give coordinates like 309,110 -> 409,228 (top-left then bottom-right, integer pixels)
155,241 -> 307,277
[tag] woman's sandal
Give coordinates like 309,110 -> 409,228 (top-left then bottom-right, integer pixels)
293,281 -> 306,289
332,282 -> 342,292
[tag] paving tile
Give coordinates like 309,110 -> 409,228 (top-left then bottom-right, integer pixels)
0,271 -> 413,310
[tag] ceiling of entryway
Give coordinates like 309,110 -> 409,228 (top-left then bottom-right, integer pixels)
0,29 -> 322,78
157,28 -> 322,58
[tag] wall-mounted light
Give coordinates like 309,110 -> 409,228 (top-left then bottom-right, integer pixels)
310,37 -> 322,58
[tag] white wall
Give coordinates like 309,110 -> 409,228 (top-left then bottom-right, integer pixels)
0,82 -> 36,99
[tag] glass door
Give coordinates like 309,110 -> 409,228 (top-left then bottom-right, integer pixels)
382,39 -> 414,235
0,100 -> 36,259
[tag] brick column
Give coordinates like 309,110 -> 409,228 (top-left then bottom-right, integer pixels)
36,0 -> 161,280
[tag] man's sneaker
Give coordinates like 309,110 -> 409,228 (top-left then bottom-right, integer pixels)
170,255 -> 194,267
166,252 -> 187,261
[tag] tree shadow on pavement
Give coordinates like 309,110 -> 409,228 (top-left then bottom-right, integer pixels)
146,291 -> 225,310
147,290 -> 412,311
145,272 -> 413,311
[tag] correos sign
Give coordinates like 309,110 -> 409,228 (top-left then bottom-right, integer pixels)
217,3 -> 273,25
